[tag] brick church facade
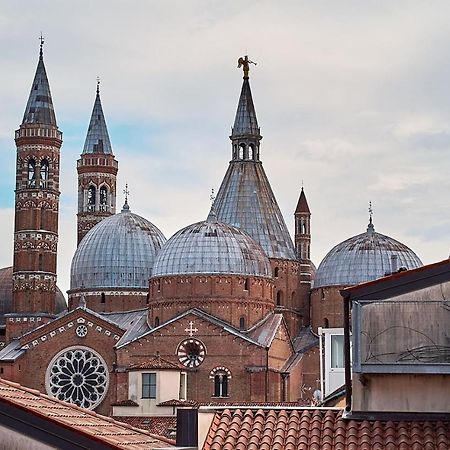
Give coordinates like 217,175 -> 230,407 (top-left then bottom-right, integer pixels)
0,45 -> 422,418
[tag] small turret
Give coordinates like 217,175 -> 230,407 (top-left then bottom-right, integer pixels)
76,80 -> 118,245
294,187 -> 311,261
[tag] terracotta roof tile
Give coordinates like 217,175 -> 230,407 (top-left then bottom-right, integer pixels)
113,416 -> 176,441
202,408 -> 450,450
0,378 -> 172,449
128,354 -> 184,370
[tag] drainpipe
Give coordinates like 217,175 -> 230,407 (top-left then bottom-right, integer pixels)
318,327 -> 324,401
265,348 -> 269,402
343,294 -> 352,412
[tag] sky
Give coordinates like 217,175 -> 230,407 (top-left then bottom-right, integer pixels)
0,1 -> 450,297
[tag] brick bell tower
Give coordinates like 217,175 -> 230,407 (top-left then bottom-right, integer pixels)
294,187 -> 312,323
12,39 -> 62,315
77,80 -> 118,245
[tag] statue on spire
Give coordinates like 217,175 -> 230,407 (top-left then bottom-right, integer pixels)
238,55 -> 256,79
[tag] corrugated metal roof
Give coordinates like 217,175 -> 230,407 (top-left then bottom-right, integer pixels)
82,85 -> 113,154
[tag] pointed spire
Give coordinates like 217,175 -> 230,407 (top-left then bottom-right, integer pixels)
231,77 -> 261,138
367,201 -> 375,234
22,36 -> 57,126
295,187 -> 310,214
82,79 -> 113,154
121,184 -> 130,212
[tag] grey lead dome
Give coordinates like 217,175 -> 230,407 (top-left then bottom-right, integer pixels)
71,207 -> 166,290
314,224 -> 422,288
152,212 -> 272,278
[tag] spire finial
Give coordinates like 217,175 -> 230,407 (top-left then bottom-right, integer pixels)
237,55 -> 256,79
122,183 -> 130,212
207,188 -> 218,222
39,33 -> 44,59
367,201 -> 375,233
96,76 -> 100,95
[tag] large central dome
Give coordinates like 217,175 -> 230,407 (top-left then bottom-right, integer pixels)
71,203 -> 166,290
152,210 -> 271,278
314,221 -> 422,288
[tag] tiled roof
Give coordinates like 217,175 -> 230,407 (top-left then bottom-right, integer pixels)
203,407 -> 450,450
0,378 -> 173,449
295,187 -> 310,214
115,416 -> 177,441
128,355 -> 185,371
111,399 -> 139,406
158,399 -> 198,407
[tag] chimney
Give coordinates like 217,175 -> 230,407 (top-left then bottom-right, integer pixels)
176,407 -> 198,447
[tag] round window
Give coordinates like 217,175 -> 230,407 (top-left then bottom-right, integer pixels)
46,346 -> 109,409
177,339 -> 206,368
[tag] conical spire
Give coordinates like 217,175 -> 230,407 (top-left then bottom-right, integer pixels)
22,38 -> 57,126
295,187 -> 310,214
82,80 -> 113,154
231,77 -> 261,138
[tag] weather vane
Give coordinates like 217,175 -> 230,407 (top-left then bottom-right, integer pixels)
237,55 -> 256,79
124,183 -> 130,203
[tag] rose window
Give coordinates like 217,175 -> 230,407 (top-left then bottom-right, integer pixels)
46,346 -> 108,409
177,339 -> 206,368
76,325 -> 88,338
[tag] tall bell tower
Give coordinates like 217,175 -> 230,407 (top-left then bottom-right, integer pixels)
77,81 -> 118,245
12,39 -> 62,315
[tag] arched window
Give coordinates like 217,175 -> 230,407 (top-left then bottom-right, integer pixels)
276,290 -> 283,306
87,185 -> 96,211
28,159 -> 36,187
38,254 -> 43,271
244,278 -> 249,291
210,367 -> 231,398
154,316 -> 160,327
239,317 -> 245,330
274,267 -> 279,278
238,143 -> 245,159
101,292 -> 106,304
99,186 -> 108,210
291,291 -> 296,303
146,293 -> 150,304
248,144 -> 254,160
40,159 -> 49,187
323,318 -> 329,328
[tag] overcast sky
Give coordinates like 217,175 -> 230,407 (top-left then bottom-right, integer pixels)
1,1 -> 450,296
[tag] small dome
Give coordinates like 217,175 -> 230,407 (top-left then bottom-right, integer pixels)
152,212 -> 271,278
314,223 -> 422,288
0,266 -> 67,324
71,206 -> 166,290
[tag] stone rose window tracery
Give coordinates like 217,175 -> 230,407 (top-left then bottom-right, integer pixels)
177,339 -> 206,368
46,346 -> 108,409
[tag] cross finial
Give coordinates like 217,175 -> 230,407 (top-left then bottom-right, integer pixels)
237,55 -> 256,79
122,183 -> 130,212
39,33 -> 44,58
185,321 -> 199,337
96,76 -> 100,94
367,201 -> 375,233
210,188 -> 215,204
